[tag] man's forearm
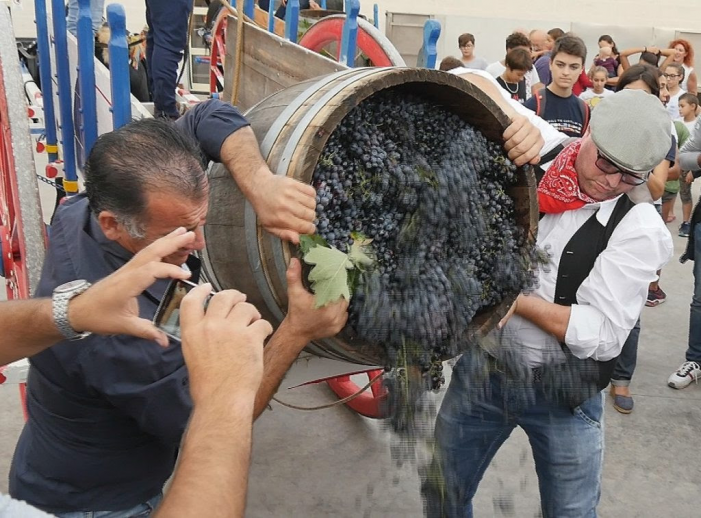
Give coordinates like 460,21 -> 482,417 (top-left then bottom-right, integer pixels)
0,299 -> 61,364
253,320 -> 308,419
514,295 -> 571,342
155,393 -> 255,518
219,126 -> 271,199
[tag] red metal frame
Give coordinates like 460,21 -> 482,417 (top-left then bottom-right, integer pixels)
0,55 -> 33,420
0,60 -> 32,301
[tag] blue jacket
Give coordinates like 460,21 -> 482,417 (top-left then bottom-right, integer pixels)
9,100 -> 248,513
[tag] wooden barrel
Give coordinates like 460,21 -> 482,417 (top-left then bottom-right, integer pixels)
202,67 -> 538,366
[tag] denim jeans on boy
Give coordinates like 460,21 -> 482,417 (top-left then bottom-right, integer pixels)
54,493 -> 162,518
610,318 -> 641,386
687,223 -> 701,363
422,350 -> 604,518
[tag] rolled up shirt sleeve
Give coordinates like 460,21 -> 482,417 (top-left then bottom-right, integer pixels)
175,99 -> 250,163
564,205 -> 673,361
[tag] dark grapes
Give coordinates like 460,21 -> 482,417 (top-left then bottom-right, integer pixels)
310,90 -> 537,389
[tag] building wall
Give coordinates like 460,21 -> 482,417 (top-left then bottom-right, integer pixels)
368,0 -> 701,35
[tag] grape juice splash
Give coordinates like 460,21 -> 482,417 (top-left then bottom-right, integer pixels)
311,90 -> 536,375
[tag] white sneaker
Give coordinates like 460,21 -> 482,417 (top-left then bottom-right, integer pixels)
668,361 -> 701,389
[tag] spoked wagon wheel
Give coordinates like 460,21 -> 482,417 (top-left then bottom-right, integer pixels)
298,15 -> 405,66
0,7 -> 46,301
209,10 -> 228,95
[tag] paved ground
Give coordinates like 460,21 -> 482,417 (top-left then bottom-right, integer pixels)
2,188 -> 701,517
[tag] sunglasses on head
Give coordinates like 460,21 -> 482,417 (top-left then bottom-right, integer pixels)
595,150 -> 648,186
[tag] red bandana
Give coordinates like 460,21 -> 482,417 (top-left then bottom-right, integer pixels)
538,139 -> 597,214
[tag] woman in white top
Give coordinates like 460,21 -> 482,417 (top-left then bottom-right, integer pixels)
660,39 -> 697,93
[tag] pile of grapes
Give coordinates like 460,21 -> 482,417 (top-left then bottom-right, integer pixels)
310,90 -> 536,381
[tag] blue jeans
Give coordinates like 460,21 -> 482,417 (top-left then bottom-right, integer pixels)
66,0 -> 106,36
611,318 -> 641,386
54,493 -> 162,518
689,223 -> 701,363
422,352 -> 604,518
145,0 -> 193,118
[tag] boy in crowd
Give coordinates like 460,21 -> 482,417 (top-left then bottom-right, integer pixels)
486,32 -> 543,100
525,34 -> 590,137
457,33 -> 488,70
495,48 -> 533,104
678,92 -> 699,236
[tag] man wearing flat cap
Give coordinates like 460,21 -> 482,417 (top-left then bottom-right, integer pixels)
424,88 -> 674,518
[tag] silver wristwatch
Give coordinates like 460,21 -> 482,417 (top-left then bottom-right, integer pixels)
52,280 -> 93,340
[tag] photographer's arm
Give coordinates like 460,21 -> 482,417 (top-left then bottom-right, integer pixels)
0,229 -> 195,365
155,287 -> 272,518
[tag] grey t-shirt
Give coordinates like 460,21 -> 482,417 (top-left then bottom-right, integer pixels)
0,494 -> 53,517
460,56 -> 489,70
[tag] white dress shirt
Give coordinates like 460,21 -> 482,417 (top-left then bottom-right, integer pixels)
499,198 -> 673,368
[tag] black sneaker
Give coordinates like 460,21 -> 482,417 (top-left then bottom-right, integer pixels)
679,221 -> 691,238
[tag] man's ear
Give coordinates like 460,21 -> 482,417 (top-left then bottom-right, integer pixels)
97,211 -> 124,241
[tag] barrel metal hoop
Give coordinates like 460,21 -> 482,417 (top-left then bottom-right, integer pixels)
269,66 -> 385,282
257,68 -> 357,160
268,67 -> 390,355
243,70 -> 360,323
244,68 -> 380,326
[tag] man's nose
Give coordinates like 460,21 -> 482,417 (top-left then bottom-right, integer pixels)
187,227 -> 206,251
604,172 -> 623,188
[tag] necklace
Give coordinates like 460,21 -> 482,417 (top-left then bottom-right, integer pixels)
502,79 -> 519,94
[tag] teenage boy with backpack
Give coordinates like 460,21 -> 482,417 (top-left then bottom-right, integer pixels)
525,35 -> 591,137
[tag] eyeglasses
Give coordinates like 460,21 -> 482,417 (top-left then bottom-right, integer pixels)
459,43 -> 474,48
595,150 -> 648,186
664,73 -> 681,79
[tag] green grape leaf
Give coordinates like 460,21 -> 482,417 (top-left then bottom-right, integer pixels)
298,234 -> 329,256
303,245 -> 354,308
348,239 -> 374,268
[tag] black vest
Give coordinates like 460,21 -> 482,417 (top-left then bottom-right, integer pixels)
541,194 -> 635,407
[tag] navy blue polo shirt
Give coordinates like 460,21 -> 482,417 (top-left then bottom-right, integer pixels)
9,100 -> 248,514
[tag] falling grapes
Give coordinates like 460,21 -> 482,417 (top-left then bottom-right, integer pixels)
310,90 -> 538,400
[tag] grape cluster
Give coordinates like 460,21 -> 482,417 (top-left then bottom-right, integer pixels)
310,90 -> 537,384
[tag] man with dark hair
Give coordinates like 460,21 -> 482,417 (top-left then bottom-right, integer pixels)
9,104 -> 348,516
457,33 -> 488,70
424,89 -> 673,518
525,34 -> 591,137
495,48 -> 532,104
486,32 -> 544,99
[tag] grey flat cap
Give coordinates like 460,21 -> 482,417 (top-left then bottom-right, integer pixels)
590,89 -> 672,173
